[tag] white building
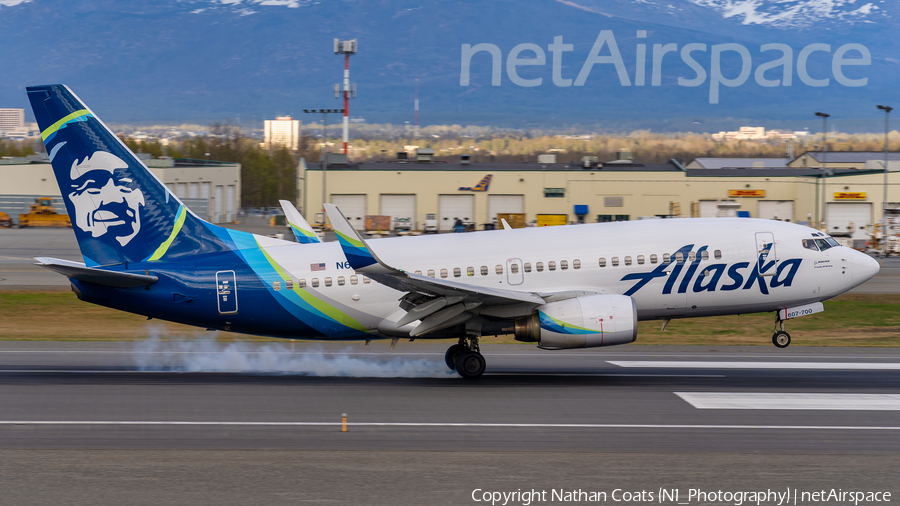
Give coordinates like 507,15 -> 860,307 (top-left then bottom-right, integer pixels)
264,116 -> 300,151
711,126 -> 797,142
0,108 -> 25,134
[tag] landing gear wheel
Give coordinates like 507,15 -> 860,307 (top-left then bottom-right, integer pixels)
455,351 -> 486,379
444,344 -> 467,371
772,331 -> 791,348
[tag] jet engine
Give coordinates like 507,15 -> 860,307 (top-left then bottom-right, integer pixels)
514,294 -> 637,349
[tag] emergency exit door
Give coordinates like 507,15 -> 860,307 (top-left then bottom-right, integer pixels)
755,232 -> 777,272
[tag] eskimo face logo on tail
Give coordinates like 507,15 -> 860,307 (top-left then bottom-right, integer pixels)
68,151 -> 145,246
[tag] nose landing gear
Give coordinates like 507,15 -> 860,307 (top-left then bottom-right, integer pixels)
772,319 -> 791,348
444,335 -> 485,379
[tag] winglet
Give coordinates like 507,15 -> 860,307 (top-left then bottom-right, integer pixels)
279,200 -> 320,244
324,204 -> 391,273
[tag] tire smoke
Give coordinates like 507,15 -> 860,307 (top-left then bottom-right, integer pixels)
133,326 -> 457,378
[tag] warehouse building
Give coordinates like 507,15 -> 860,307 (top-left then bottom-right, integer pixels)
0,157 -> 240,225
297,153 -> 900,243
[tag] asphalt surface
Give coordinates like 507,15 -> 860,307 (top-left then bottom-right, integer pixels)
2,223 -> 899,292
0,342 -> 898,504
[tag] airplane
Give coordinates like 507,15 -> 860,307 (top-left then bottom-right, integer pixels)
26,84 -> 880,378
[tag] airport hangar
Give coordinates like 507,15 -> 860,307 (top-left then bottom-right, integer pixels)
297,154 -> 900,243
0,156 -> 241,225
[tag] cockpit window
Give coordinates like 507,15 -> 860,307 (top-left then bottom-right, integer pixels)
815,239 -> 833,251
825,237 -> 840,248
802,239 -> 819,251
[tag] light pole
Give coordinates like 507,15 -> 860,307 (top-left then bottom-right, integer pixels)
878,105 -> 892,255
815,112 -> 830,231
303,108 -> 344,214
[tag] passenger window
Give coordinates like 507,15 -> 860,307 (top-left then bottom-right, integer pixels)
624,256 -> 632,266
414,270 -> 422,275
560,260 -> 568,270
298,279 -> 306,289
324,277 -> 332,287
510,263 -> 519,274
599,258 -> 606,267
480,266 -> 488,276
650,254 -> 658,264
467,266 -> 475,277
663,253 -> 671,263
675,252 -> 684,264
548,261 -> 556,271
311,278 -> 319,288
337,276 -> 345,286
573,259 -> 581,269
363,276 -> 371,284
350,275 -> 358,285
427,269 -> 435,278
701,250 -> 709,261
815,239 -> 832,251
714,249 -> 722,259
688,252 -> 696,262
611,257 -> 619,267
440,268 -> 448,278
496,265 -> 504,275
524,262 -> 532,273
637,255 -> 645,265
536,262 -> 544,272
286,280 -> 293,290
273,281 -> 281,291
453,267 -> 461,278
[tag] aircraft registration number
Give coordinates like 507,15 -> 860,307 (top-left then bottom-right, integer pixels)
779,302 -> 824,321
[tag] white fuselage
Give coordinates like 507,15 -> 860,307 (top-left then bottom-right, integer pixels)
257,218 -> 879,337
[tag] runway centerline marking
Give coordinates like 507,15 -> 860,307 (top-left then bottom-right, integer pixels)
676,392 -> 900,410
609,361 -> 900,370
0,421 -> 899,431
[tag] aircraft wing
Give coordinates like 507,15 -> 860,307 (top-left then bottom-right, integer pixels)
324,204 -> 544,336
35,257 -> 158,287
279,200 -> 321,244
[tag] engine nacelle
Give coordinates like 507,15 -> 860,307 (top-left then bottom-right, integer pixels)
514,294 -> 637,349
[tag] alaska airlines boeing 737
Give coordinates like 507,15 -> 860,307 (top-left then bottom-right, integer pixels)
27,85 -> 880,378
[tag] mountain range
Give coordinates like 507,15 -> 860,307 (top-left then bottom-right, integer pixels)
1,0 -> 898,131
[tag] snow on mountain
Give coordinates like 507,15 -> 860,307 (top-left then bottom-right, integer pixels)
687,0 -> 884,28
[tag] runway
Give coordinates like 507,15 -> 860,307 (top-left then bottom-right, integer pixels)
1,342 -> 898,504
1,342 -> 898,453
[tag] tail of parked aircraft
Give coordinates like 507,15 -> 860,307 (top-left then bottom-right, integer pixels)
27,85 -> 229,267
279,200 -> 321,244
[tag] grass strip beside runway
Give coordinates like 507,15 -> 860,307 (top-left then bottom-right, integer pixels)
1,291 -> 899,346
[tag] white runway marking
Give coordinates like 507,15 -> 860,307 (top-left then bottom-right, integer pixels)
609,361 -> 900,370
0,420 -> 898,430
676,392 -> 900,410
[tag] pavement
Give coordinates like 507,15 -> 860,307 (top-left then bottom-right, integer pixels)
0,342 -> 898,504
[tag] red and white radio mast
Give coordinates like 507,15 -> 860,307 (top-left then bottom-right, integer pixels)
334,39 -> 357,155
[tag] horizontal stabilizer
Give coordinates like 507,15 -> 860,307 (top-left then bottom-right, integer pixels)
35,257 -> 158,287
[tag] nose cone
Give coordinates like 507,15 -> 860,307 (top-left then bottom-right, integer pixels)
852,251 -> 880,286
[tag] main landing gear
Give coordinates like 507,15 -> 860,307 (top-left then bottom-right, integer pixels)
772,319 -> 791,348
445,335 -> 485,379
